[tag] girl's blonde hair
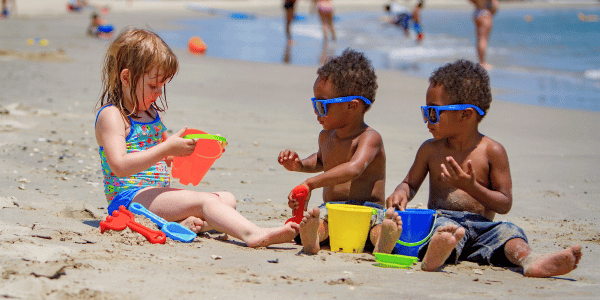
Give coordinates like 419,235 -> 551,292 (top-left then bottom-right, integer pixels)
97,28 -> 178,119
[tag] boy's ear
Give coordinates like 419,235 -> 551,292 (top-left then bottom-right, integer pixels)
347,99 -> 359,110
462,108 -> 474,121
120,69 -> 130,88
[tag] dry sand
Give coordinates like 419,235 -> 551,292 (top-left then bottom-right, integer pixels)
0,0 -> 599,299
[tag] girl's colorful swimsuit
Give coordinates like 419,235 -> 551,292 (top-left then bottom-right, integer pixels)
96,105 -> 170,206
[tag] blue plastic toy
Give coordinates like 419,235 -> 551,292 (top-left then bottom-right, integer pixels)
98,25 -> 114,33
129,202 -> 197,243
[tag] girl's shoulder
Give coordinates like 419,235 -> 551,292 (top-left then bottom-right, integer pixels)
95,105 -> 129,129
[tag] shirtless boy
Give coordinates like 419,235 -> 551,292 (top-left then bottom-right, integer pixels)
386,59 -> 582,277
278,49 -> 402,255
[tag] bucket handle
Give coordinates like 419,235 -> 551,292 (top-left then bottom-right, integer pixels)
396,212 -> 438,247
184,134 -> 228,148
183,134 -> 226,159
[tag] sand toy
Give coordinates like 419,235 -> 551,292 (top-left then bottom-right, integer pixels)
285,185 -> 309,225
129,202 -> 196,243
100,205 -> 166,244
171,129 -> 226,186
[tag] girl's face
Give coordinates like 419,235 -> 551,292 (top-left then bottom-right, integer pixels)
135,67 -> 168,111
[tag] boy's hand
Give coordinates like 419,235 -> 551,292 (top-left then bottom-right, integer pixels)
165,127 -> 197,157
278,149 -> 302,171
386,190 -> 408,211
288,183 -> 311,211
441,156 -> 476,191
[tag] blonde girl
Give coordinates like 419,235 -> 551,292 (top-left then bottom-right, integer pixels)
95,28 -> 298,247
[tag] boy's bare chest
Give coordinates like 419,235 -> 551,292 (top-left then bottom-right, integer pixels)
321,139 -> 356,169
429,147 -> 490,185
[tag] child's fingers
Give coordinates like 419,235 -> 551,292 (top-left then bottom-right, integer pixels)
176,127 -> 188,137
466,160 -> 475,176
448,156 -> 465,174
440,163 -> 451,178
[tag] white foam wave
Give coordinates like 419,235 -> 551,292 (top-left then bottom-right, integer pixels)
584,69 -> 600,80
388,46 -> 473,61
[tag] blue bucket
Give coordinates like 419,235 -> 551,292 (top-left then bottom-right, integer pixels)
392,209 -> 437,257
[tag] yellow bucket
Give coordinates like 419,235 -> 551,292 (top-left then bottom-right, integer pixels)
326,203 -> 376,253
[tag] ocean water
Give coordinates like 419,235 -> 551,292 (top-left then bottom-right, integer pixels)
159,4 -> 600,112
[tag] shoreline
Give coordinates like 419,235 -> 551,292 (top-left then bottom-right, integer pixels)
6,0 -> 600,17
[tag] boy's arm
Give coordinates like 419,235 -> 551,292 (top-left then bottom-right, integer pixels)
442,142 -> 512,214
302,130 -> 382,191
278,150 -> 323,173
386,141 -> 430,210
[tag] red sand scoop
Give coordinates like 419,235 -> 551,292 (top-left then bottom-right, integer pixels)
100,205 -> 167,244
285,185 -> 309,225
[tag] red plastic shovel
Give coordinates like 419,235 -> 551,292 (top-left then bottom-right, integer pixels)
100,205 -> 167,244
285,185 -> 309,225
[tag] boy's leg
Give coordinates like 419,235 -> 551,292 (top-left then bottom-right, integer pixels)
370,208 -> 403,254
503,238 -> 582,278
421,225 -> 466,271
133,187 -> 298,247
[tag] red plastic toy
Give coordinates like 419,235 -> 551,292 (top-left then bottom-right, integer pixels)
171,129 -> 223,186
100,205 -> 167,244
285,185 -> 309,225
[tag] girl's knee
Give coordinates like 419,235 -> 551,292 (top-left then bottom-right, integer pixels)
216,191 -> 236,208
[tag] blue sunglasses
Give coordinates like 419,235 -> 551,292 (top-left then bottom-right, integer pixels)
421,104 -> 485,124
311,96 -> 372,117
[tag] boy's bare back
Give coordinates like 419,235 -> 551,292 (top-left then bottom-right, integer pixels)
318,126 -> 386,205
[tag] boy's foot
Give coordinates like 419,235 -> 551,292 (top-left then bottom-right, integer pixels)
180,216 -> 207,233
480,62 -> 492,70
245,222 -> 299,248
373,208 -> 403,254
421,225 -> 465,271
523,245 -> 582,278
299,207 -> 321,254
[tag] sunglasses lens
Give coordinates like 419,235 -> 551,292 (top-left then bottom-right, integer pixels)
316,102 -> 326,116
427,107 -> 438,123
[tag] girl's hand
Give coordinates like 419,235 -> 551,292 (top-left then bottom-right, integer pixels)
278,149 -> 302,171
441,156 -> 477,191
164,127 -> 197,157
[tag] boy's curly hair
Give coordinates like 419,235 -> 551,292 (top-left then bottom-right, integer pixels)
429,59 -> 491,120
317,48 -> 378,108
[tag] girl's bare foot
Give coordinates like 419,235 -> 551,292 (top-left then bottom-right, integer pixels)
299,207 -> 321,254
245,222 -> 299,248
179,216 -> 206,233
421,225 -> 465,271
373,208 -> 403,254
523,245 -> 582,278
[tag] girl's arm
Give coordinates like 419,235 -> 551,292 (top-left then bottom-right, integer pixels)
96,107 -> 195,177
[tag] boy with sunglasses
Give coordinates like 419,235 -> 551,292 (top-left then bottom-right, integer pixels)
387,59 -> 581,277
278,49 -> 402,255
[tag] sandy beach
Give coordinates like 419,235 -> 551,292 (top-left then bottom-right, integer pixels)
1,0 -> 599,299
